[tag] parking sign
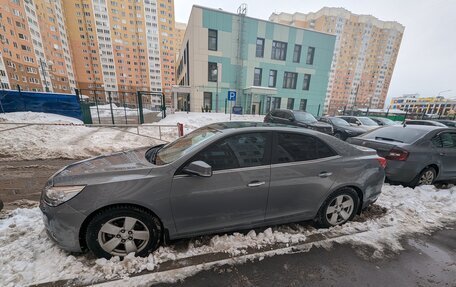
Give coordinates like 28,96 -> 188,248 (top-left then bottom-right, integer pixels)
228,91 -> 236,101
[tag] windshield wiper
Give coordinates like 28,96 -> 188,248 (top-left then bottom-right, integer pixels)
375,137 -> 404,143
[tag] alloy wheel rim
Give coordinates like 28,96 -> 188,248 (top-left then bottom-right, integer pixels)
98,216 -> 150,256
418,170 -> 435,185
326,195 -> 354,225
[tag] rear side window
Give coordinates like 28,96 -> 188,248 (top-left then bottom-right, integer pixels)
274,133 -> 337,163
191,132 -> 270,171
435,133 -> 456,148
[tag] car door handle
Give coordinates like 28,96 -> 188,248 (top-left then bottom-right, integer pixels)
319,172 -> 333,178
248,181 -> 266,187
439,152 -> 446,156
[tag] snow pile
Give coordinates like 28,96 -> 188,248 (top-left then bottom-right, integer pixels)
0,112 -> 82,124
0,184 -> 455,286
151,112 -> 263,133
90,104 -> 155,118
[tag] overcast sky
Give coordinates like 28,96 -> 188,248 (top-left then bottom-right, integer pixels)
174,0 -> 456,106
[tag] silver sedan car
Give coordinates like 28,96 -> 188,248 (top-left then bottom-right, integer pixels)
40,122 -> 385,258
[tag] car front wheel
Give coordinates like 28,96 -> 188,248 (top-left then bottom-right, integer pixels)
316,188 -> 359,228
85,206 -> 162,259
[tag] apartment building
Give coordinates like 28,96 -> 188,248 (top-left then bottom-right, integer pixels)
174,6 -> 335,115
0,0 -> 76,92
174,22 -> 186,61
157,0 -> 175,104
270,8 -> 404,115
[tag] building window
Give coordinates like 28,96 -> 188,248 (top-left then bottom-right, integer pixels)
287,98 -> 295,109
268,70 -> 277,87
203,92 -> 212,110
306,46 -> 315,65
208,29 -> 217,51
302,74 -> 311,90
283,72 -> 297,89
299,99 -> 307,111
208,62 -> 218,82
254,67 -> 262,86
271,41 -> 287,61
256,38 -> 264,57
293,44 -> 301,63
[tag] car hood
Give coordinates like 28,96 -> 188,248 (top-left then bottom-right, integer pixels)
51,147 -> 154,186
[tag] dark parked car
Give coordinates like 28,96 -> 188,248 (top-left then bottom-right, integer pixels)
41,122 -> 385,258
435,120 -> 456,127
348,125 -> 456,187
404,120 -> 447,127
264,109 -> 333,134
318,116 -> 366,140
370,117 -> 400,126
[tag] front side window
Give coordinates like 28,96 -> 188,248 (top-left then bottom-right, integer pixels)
256,38 -> 265,57
293,44 -> 301,63
191,133 -> 270,171
208,29 -> 217,51
302,74 -> 311,90
268,69 -> 277,87
253,67 -> 262,86
208,62 -> 217,82
275,133 -> 337,163
306,46 -> 315,65
271,40 -> 287,61
283,72 -> 297,89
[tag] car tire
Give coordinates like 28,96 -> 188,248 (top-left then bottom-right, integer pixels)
315,187 -> 359,228
410,166 -> 437,187
85,206 -> 162,259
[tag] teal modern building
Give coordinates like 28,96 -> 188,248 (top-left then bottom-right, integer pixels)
173,5 -> 336,115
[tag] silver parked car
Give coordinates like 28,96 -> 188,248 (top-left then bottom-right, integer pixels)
348,125 -> 456,187
40,122 -> 385,258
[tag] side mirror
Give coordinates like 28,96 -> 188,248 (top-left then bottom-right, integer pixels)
356,122 -> 361,126
183,161 -> 212,177
288,118 -> 294,122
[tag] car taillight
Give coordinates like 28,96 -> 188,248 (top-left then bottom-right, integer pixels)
377,157 -> 387,169
385,148 -> 409,161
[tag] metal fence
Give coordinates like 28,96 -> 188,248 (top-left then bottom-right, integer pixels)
76,89 -> 166,125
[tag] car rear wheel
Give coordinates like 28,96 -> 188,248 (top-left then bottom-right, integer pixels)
334,132 -> 344,140
85,206 -> 162,259
316,188 -> 359,228
412,167 -> 437,187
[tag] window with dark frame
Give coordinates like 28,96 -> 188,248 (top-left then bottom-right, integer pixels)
302,74 -> 311,90
299,99 -> 307,111
293,44 -> 301,63
283,72 -> 297,89
268,69 -> 277,87
271,40 -> 287,61
287,98 -> 295,109
208,29 -> 217,51
253,67 -> 262,86
306,46 -> 315,65
256,38 -> 265,57
208,62 -> 218,82
274,133 -> 337,163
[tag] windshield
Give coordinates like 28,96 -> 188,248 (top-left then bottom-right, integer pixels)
358,117 -> 379,126
154,127 -> 220,165
376,117 -> 396,125
329,117 -> 350,126
361,126 -> 427,143
294,112 -> 317,123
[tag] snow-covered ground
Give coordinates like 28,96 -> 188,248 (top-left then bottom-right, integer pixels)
0,184 -> 455,286
90,104 -> 155,119
0,112 -> 261,161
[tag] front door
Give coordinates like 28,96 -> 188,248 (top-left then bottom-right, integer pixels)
266,132 -> 338,222
171,132 -> 272,235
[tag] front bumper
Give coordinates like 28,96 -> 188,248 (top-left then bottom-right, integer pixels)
40,200 -> 87,253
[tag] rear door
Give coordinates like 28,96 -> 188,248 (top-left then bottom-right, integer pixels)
434,132 -> 456,178
266,132 -> 339,222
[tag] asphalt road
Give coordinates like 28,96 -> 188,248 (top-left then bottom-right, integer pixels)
156,226 -> 456,287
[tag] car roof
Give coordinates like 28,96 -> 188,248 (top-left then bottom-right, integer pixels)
204,121 -> 321,135
381,124 -> 447,131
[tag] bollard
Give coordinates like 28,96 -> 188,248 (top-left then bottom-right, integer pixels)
177,122 -> 184,137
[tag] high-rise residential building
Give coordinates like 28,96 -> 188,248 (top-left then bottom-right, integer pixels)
270,8 -> 404,115
174,22 -> 186,61
174,5 -> 335,115
157,0 -> 175,105
0,0 -> 76,92
62,0 -> 163,105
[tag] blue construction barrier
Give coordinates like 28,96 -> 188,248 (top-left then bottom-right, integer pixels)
0,89 -> 82,120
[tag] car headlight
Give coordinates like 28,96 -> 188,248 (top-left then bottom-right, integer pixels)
44,185 -> 85,206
